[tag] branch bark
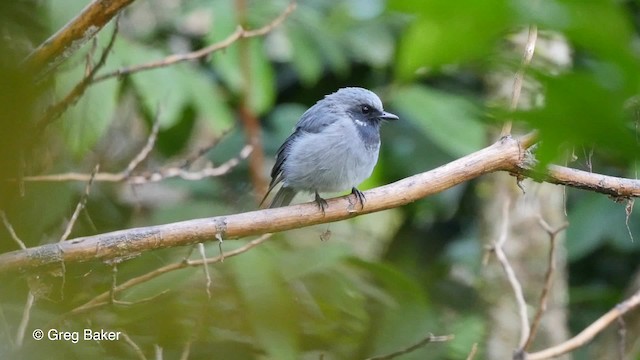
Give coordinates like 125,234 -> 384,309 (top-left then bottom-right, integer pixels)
1,135 -> 640,274
25,0 -> 134,74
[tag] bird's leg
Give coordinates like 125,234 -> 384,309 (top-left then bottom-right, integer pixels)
314,191 -> 328,215
351,187 -> 366,210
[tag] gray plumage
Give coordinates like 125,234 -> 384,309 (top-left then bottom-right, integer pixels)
261,87 -> 398,210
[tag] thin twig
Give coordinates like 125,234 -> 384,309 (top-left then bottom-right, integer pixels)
625,198 -> 634,242
0,305 -> 15,349
197,243 -> 212,299
20,145 -> 252,184
85,38 -> 98,75
110,264 -> 118,304
216,233 -> 225,262
500,24 -> 538,137
179,340 -> 193,360
491,198 -> 530,350
364,333 -> 454,360
617,316 -> 626,360
72,290 -> 169,317
64,234 -> 272,317
83,208 -> 98,233
524,217 -> 569,351
154,344 -> 163,360
466,343 -> 479,360
91,1 -> 297,83
59,164 -> 100,242
38,17 -> 120,129
15,292 -> 35,347
121,332 -> 148,360
0,211 -> 26,250
124,115 -> 161,177
177,128 -> 234,169
526,288 -> 640,359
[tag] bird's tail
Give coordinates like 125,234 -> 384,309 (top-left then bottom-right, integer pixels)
268,187 -> 297,208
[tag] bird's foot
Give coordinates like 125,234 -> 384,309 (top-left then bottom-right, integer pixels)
314,191 -> 328,215
351,187 -> 366,210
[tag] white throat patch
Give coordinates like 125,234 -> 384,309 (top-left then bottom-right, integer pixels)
354,119 -> 367,127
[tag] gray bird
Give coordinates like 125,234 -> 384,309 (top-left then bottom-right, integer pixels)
261,87 -> 398,211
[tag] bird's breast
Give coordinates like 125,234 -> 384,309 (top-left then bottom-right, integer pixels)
283,120 -> 380,192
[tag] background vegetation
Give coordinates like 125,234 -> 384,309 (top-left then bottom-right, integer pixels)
1,0 -> 640,359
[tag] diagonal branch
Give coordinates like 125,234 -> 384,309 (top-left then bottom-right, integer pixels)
0,211 -> 26,250
91,1 -> 297,84
524,217 -> 569,351
34,1 -> 296,128
37,18 -> 120,129
491,198 -> 530,350
1,135 -> 640,274
365,333 -> 454,360
25,0 -> 133,75
501,24 -> 538,137
64,234 -> 272,317
59,164 -> 100,242
525,288 -> 640,360
123,115 -> 160,177
0,136 -> 525,274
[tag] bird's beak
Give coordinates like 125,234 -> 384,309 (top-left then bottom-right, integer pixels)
380,111 -> 399,121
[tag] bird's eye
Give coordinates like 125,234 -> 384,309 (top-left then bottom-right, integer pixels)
361,105 -> 371,114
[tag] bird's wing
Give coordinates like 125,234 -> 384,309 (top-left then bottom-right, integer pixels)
269,105 -> 338,182
260,104 -> 339,207
295,103 -> 339,133
270,129 -> 299,180
259,129 -> 302,207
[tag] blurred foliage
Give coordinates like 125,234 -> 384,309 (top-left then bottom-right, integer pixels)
1,0 -> 640,359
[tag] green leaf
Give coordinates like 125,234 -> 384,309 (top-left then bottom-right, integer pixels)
446,315 -> 485,359
208,2 -> 275,115
352,259 -> 439,360
246,39 -> 276,114
47,0 -> 94,35
280,242 -> 352,281
57,70 -> 118,156
210,37 -> 275,115
346,22 -> 395,68
110,39 -> 188,127
392,85 -> 485,157
519,70 -> 638,166
393,0 -> 511,80
178,67 -> 234,133
283,6 -> 353,83
521,0 -> 635,69
286,25 -> 325,85
229,246 -> 300,360
315,30 -> 350,76
297,270 -> 370,358
131,68 -> 188,127
566,194 -> 631,261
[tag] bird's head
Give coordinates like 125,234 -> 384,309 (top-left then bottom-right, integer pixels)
326,87 -> 399,128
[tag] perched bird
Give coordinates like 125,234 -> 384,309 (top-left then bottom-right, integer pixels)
261,87 -> 398,211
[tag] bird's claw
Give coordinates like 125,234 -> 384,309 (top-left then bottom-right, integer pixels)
315,191 -> 328,215
351,187 -> 366,210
